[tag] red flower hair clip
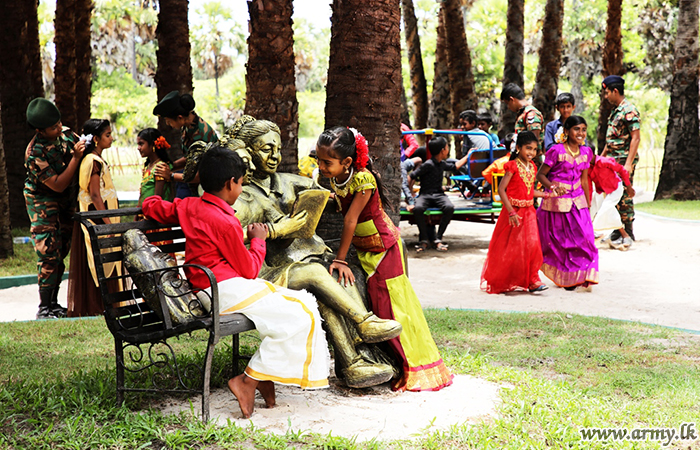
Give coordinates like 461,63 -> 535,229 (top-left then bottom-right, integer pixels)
154,136 -> 171,150
348,127 -> 369,170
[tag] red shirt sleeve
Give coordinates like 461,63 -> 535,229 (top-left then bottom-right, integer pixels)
216,220 -> 266,280
404,133 -> 419,158
608,159 -> 631,187
142,195 -> 181,224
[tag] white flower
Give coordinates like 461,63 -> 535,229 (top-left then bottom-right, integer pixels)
554,126 -> 566,144
80,134 -> 93,144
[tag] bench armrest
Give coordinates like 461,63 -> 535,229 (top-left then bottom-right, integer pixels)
123,263 -> 220,336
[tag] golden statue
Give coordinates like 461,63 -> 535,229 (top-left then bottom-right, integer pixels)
218,116 -> 401,388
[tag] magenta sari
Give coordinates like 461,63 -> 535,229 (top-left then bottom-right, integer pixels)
536,144 -> 599,287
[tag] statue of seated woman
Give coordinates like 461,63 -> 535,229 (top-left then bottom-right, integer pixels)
222,116 -> 401,388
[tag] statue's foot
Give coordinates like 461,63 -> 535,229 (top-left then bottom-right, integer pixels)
227,374 -> 257,418
356,313 -> 402,343
256,380 -> 276,408
343,360 -> 394,388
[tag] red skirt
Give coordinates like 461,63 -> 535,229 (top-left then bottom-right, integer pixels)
481,205 -> 543,294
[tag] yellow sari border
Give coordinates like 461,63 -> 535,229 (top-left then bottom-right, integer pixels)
541,263 -> 599,287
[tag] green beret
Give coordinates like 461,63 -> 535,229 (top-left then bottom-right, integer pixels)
153,90 -> 181,117
26,98 -> 61,129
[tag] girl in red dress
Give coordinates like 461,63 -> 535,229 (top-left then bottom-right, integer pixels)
316,127 -> 453,392
481,131 -> 556,294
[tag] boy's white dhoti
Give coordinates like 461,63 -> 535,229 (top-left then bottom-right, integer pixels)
217,277 -> 330,389
590,183 -> 624,232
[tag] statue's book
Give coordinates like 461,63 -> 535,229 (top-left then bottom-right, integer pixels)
289,189 -> 330,239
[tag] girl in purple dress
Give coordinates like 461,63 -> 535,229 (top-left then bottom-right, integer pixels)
536,116 -> 599,289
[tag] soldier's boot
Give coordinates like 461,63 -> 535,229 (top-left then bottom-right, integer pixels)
624,222 -> 635,241
36,289 -> 59,320
49,285 -> 67,318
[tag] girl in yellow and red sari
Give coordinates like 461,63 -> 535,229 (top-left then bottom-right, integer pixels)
315,127 -> 453,392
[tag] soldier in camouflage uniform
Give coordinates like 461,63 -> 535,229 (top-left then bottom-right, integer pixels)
501,83 -> 544,156
152,91 -> 219,198
23,98 -> 86,319
601,75 -> 640,244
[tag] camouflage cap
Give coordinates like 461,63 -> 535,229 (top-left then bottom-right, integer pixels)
26,98 -> 61,129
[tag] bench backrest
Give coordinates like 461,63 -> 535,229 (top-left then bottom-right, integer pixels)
76,207 -> 207,341
468,147 -> 509,180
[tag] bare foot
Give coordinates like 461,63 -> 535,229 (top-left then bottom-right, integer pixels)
227,374 -> 258,418
256,380 -> 276,408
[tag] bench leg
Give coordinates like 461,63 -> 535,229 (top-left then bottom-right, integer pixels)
232,334 -> 240,374
201,333 -> 216,422
114,338 -> 125,407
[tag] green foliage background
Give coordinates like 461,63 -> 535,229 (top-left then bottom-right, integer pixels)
37,0 -> 673,191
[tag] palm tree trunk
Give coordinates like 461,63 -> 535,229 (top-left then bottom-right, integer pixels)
245,0 -> 299,174
441,0 -> 477,122
400,83 -> 412,128
155,0 -> 193,155
655,0 -> 700,200
0,117 -> 12,258
596,0 -> 624,153
401,0 -> 428,130
0,0 -> 43,229
428,11 -> 452,132
324,0 -> 402,221
75,0 -> 93,130
532,0 -> 564,124
498,0 -> 524,138
54,0 -> 78,132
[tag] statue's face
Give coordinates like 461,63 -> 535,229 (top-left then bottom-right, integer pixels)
250,130 -> 281,178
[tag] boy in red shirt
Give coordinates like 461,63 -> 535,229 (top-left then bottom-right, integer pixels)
142,146 -> 329,418
588,155 -> 636,250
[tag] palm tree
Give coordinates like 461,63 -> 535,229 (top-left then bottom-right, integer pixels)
401,0 -> 428,130
428,10 -> 452,133
324,0 -> 402,217
596,0 -> 624,153
0,0 -> 43,230
191,2 -> 242,100
498,0 -> 524,138
0,121 -> 11,258
75,0 -> 92,130
245,0 -> 299,174
441,0 -> 477,122
54,0 -> 78,131
655,0 -> 700,200
531,0 -> 564,124
155,0 -> 193,153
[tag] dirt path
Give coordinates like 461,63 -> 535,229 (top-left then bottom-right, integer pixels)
403,212 -> 699,332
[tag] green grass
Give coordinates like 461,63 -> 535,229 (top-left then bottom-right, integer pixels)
635,199 -> 700,221
2,228 -> 41,277
1,310 -> 699,449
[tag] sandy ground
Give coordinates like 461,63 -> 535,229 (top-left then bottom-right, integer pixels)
3,195 -> 698,440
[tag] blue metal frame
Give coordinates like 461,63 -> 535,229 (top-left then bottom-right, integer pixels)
402,128 -> 505,204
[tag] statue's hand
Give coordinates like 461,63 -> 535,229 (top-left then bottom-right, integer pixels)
276,210 -> 308,236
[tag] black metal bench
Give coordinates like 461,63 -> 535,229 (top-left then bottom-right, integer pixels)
76,206 -> 256,421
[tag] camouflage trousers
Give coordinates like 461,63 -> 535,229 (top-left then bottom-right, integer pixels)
611,155 -> 636,226
24,193 -> 75,291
